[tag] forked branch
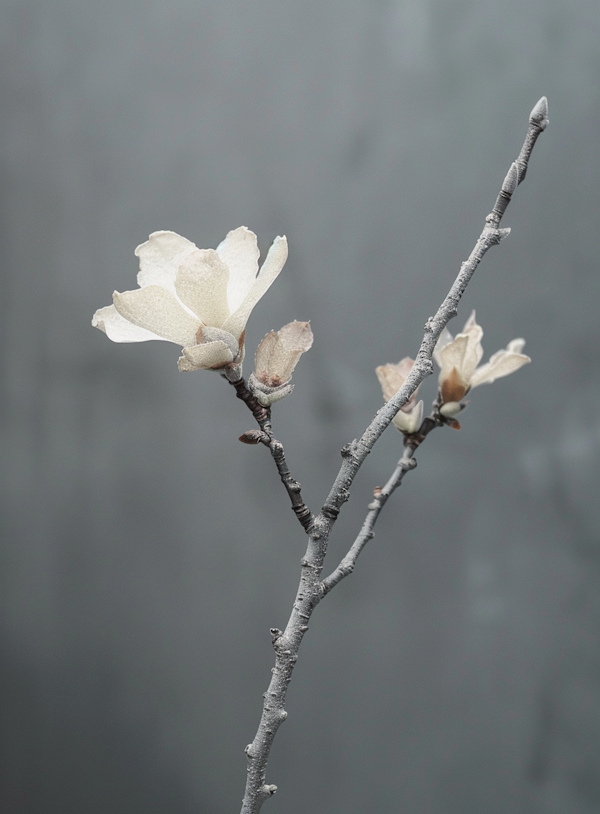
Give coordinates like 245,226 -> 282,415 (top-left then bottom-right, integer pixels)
240,97 -> 548,814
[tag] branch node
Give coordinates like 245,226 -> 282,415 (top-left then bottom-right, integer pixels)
321,504 -> 340,521
270,629 -> 283,651
270,439 -> 284,456
416,358 -> 434,376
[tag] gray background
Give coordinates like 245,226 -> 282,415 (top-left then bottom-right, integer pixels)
1,0 -> 599,812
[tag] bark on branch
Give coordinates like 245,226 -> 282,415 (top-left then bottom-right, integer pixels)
239,97 -> 548,814
229,376 -> 315,533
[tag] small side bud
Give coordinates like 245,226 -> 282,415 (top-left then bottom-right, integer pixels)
502,162 -> 519,195
529,96 -> 549,130
239,430 -> 267,445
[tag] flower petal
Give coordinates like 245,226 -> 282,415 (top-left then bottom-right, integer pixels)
433,327 -> 454,367
222,235 -> 288,341
438,334 -> 469,382
440,366 -> 469,403
507,338 -> 526,354
461,309 -> 478,332
216,227 -> 260,313
181,340 -> 235,370
92,304 -> 165,343
254,331 -> 279,373
460,324 -> 484,379
178,355 -> 200,372
135,231 -> 198,292
440,401 -> 463,418
113,286 -> 201,346
470,349 -> 531,388
175,249 -> 230,327
393,400 -> 424,434
195,326 -> 240,359
376,357 -> 419,404
376,363 -> 405,403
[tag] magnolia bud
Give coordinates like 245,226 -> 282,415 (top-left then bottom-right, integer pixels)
249,321 -> 314,407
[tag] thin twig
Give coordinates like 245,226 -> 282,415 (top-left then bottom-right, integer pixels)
229,376 -> 314,533
240,97 -> 548,814
321,417 -> 437,594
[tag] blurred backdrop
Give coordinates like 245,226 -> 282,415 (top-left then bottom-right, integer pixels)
1,0 -> 599,812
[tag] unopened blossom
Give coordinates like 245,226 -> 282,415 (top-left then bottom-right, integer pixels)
433,311 -> 531,417
92,227 -> 288,373
375,357 -> 424,435
249,321 -> 314,406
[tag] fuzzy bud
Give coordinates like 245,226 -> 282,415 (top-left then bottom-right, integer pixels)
249,321 -> 313,407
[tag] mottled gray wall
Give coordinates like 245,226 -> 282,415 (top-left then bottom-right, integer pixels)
1,0 -> 599,812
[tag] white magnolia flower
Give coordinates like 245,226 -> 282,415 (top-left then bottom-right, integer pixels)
92,227 -> 288,372
433,311 -> 531,417
249,321 -> 314,406
375,357 -> 424,435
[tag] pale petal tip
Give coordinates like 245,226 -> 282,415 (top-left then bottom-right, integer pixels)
91,311 -> 105,331
227,225 -> 257,240
270,235 -> 288,262
134,230 -> 185,256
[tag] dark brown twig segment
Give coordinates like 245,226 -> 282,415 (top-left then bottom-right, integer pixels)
239,97 -> 548,814
229,376 -> 314,533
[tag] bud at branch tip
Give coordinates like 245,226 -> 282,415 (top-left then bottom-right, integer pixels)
529,97 -> 549,130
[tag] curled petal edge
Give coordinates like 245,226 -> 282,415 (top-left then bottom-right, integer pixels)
180,340 -> 235,371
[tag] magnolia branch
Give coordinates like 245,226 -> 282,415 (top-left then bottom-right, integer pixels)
321,416 -> 438,594
239,96 -> 548,814
229,375 -> 315,533
318,96 -> 548,530
322,446 -> 418,593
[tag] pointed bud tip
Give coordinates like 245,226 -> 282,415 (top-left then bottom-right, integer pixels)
530,97 -> 549,129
